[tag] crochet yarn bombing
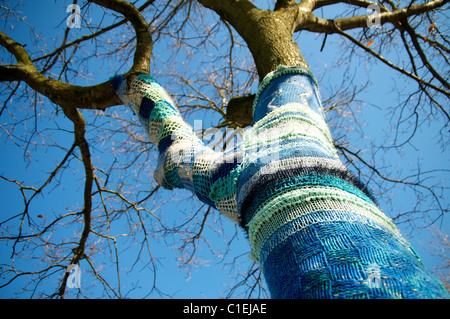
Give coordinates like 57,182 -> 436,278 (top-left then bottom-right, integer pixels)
111,66 -> 448,299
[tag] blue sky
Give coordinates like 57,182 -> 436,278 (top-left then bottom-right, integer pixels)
0,0 -> 448,299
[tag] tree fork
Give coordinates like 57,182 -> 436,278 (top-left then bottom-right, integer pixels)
199,0 -> 309,127
198,0 -> 308,79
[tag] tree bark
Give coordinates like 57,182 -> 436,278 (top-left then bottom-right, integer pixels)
198,0 -> 308,79
0,0 -> 153,111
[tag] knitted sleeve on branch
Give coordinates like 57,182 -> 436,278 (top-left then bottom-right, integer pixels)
110,74 -> 242,223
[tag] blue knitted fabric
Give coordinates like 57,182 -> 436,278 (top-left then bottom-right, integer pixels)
111,67 -> 449,299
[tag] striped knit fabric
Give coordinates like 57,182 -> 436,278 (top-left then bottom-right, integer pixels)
111,66 -> 449,299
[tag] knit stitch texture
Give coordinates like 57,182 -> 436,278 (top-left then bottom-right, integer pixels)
111,66 -> 449,299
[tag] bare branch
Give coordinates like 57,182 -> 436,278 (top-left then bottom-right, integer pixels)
56,108 -> 94,298
0,31 -> 121,109
0,0 -> 154,111
400,19 -> 449,90
298,0 -> 448,33
332,25 -> 450,118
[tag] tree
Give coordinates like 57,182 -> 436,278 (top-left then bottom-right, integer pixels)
0,0 -> 448,298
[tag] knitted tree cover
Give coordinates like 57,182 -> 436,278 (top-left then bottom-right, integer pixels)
111,66 -> 449,299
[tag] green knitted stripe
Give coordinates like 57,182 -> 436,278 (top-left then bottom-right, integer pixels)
147,115 -> 180,145
193,173 -> 213,199
133,75 -> 173,105
215,194 -> 239,223
164,167 -> 181,188
254,113 -> 333,146
244,173 -> 377,225
137,74 -> 161,87
244,128 -> 336,158
149,101 -> 180,121
237,156 -> 346,207
246,102 -> 336,156
209,164 -> 243,201
157,116 -> 197,143
249,185 -> 397,236
252,102 -> 325,131
248,186 -> 400,261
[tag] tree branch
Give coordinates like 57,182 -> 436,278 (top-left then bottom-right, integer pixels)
0,0 -> 154,111
298,0 -> 447,33
0,39 -> 122,109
